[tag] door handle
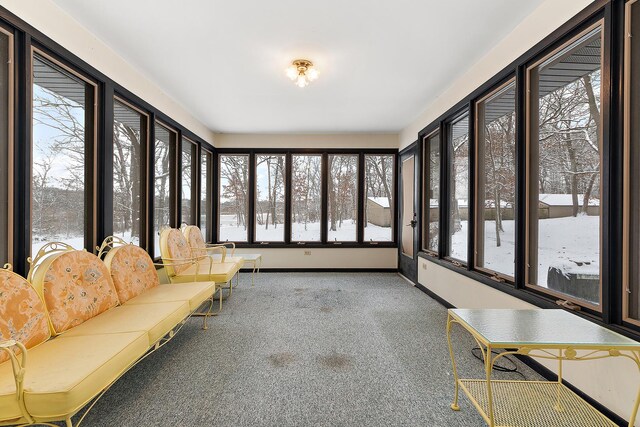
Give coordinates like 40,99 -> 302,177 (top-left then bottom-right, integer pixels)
406,213 -> 417,228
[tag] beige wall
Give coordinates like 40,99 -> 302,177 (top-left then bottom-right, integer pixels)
214,133 -> 398,149
418,258 -> 640,425
399,0 -> 593,149
0,0 -> 215,144
235,247 -> 397,269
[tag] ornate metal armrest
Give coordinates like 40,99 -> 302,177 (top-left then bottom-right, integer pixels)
158,255 -> 216,281
201,245 -> 227,262
0,339 -> 31,422
206,242 -> 235,257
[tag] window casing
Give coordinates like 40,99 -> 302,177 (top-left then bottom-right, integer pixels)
364,154 -> 394,242
181,137 -> 197,225
327,154 -> 358,242
625,0 -> 640,326
200,148 -> 213,243
526,23 -> 603,309
291,154 -> 322,242
447,112 -> 470,264
255,154 -> 286,242
153,122 -> 177,257
31,49 -> 97,256
475,79 -> 517,280
0,27 -> 12,265
113,97 -> 147,246
218,154 -> 249,242
423,132 -> 440,255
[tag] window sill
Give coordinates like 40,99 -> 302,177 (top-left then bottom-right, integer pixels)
218,242 -> 398,249
417,252 -> 640,342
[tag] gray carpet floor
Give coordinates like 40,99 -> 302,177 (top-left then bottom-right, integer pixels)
76,272 -> 542,426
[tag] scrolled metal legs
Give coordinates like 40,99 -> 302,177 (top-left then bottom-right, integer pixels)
446,313 -> 461,411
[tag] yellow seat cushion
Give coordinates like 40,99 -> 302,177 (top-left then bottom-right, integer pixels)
0,269 -> 50,365
61,302 -> 189,346
31,250 -> 120,335
172,262 -> 238,284
125,282 -> 216,311
103,244 -> 160,303
210,254 -> 245,270
0,332 -> 148,420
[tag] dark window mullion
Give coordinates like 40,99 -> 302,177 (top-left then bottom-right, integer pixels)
321,152 -> 328,244
284,152 -> 292,244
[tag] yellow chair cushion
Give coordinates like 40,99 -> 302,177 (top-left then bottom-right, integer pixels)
61,302 -> 190,346
103,245 -> 159,303
160,229 -> 193,276
31,251 -> 120,335
125,282 -> 216,311
0,269 -> 50,365
0,331 -> 148,421
172,262 -> 238,284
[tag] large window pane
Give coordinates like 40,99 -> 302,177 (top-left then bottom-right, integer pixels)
0,29 -> 11,264
476,81 -> 516,278
448,113 -> 469,262
424,132 -> 440,253
200,149 -> 212,242
626,2 -> 640,322
255,154 -> 285,242
364,155 -> 394,242
291,155 -> 322,242
153,123 -> 175,256
32,52 -> 94,255
219,154 -> 249,242
527,25 -> 602,306
328,154 -> 358,242
113,99 -> 145,246
181,138 -> 196,225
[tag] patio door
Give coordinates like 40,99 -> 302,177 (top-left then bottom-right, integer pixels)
398,145 -> 418,282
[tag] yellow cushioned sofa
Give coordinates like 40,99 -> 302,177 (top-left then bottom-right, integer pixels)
160,228 -> 241,297
0,240 -> 217,427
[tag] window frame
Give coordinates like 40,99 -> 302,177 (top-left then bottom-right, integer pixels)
327,153 -> 360,244
112,95 -> 149,249
624,0 -> 640,328
200,146 -> 214,243
217,153 -> 250,243
215,148 -> 397,248
444,109 -> 471,266
30,47 -> 99,256
253,153 -> 287,243
0,25 -> 13,266
422,129 -> 441,257
290,153 -> 324,244
152,120 -> 178,258
363,153 -> 396,244
524,20 -> 604,312
473,77 -> 517,283
180,136 -> 198,226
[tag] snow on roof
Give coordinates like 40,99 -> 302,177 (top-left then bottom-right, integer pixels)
368,196 -> 391,208
539,194 -> 600,207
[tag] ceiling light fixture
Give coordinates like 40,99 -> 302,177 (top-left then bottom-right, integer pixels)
286,59 -> 319,88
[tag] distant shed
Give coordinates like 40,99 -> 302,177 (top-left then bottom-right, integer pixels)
367,197 -> 392,227
538,194 -> 600,218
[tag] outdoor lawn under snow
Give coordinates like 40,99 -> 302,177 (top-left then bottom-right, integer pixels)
451,214 -> 600,291
219,215 -> 392,242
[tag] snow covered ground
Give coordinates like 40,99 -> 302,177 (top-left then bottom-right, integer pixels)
219,215 -> 392,242
452,215 -> 600,289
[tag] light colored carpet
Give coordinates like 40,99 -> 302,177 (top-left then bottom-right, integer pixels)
75,272 -> 541,426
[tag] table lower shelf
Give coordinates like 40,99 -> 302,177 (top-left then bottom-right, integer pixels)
457,379 -> 616,427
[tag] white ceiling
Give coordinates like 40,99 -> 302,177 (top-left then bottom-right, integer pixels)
51,0 -> 544,134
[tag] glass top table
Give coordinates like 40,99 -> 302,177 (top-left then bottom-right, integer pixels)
449,309 -> 640,349
446,309 -> 640,426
